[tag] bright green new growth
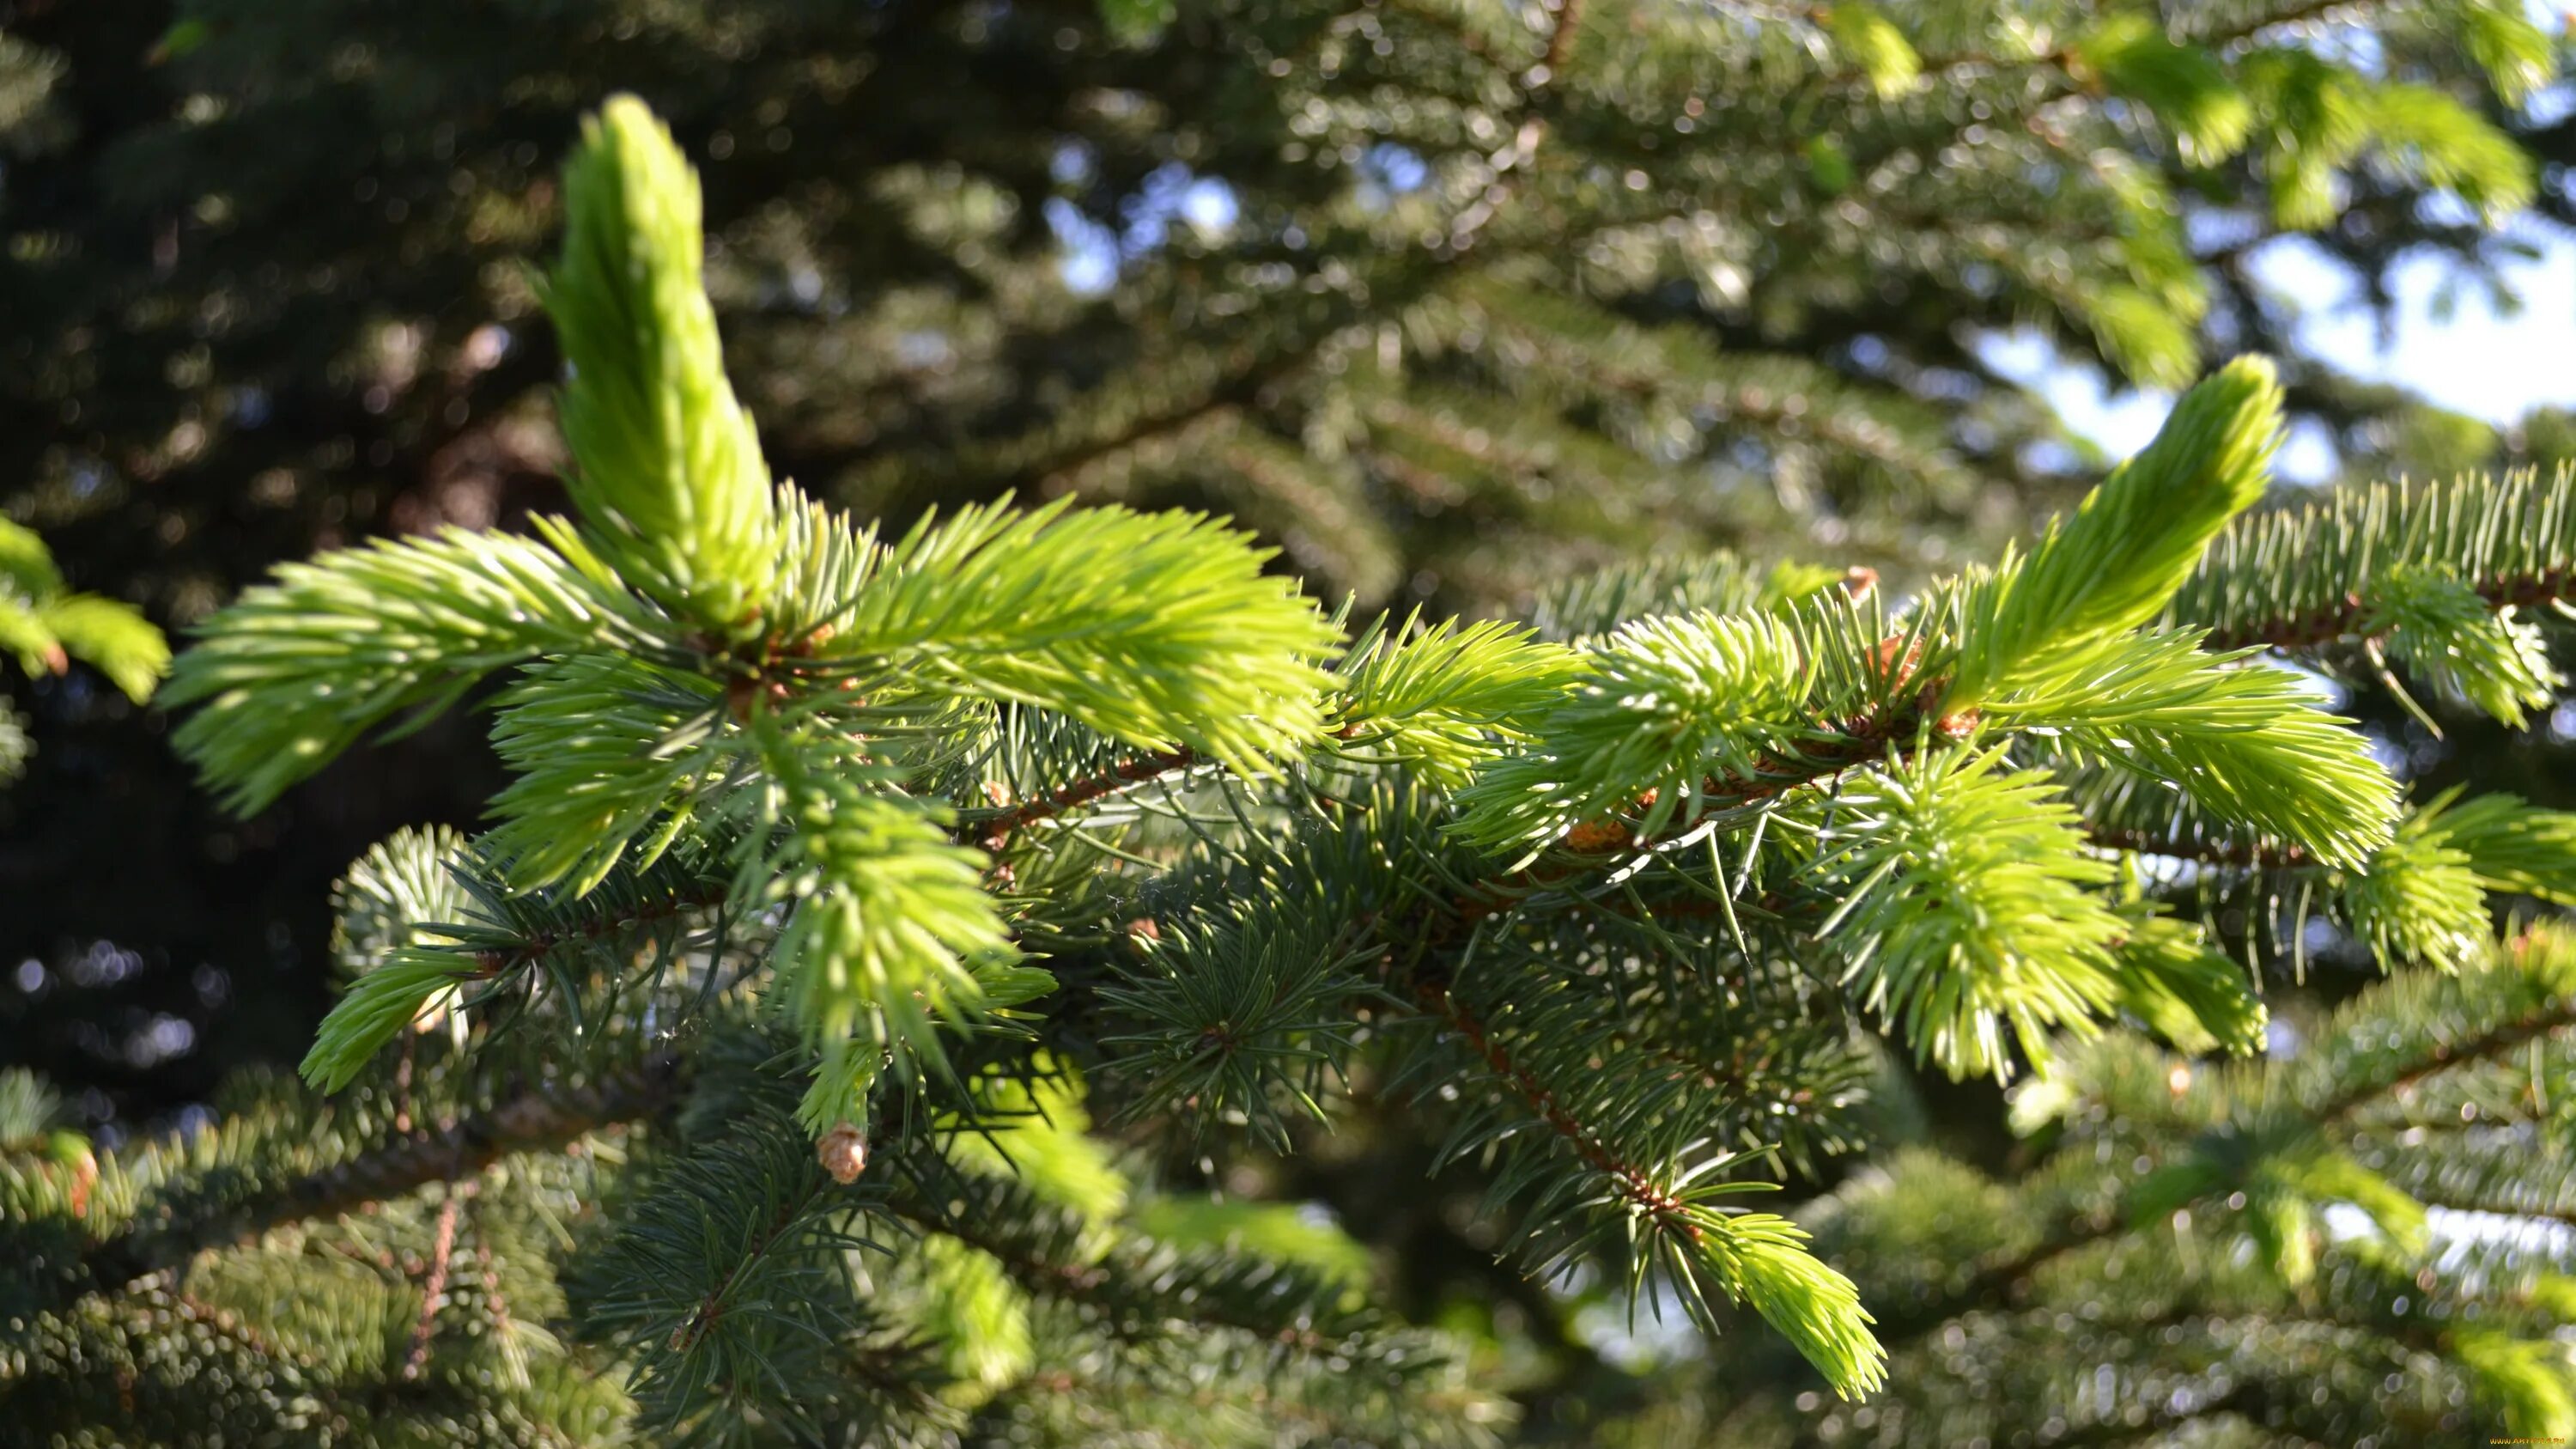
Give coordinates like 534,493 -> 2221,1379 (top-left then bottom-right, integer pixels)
543,95 -> 780,635
163,527 -> 645,815
0,516 -> 167,707
167,97 -> 1335,1127
1331,613 -> 1585,788
1820,3 -> 1918,100
1948,356 -> 2281,711
752,719 -> 1015,1127
1813,749 -> 2124,1081
1989,627 -> 2398,869
2107,918 -> 2268,1058
1452,606 -> 1817,855
131,91 -> 2576,1433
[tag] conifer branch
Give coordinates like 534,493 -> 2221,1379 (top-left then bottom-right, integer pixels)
2306,996 -> 2576,1124
64,1053 -> 683,1308
2172,472 -> 2576,682
1413,986 -> 1701,1240
1864,990 -> 2576,1351
2197,569 -> 2576,654
974,748 -> 1200,851
888,1184 -> 1358,1355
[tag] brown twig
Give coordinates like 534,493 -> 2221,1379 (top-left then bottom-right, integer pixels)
400,1193 -> 464,1381
974,748 -> 1199,852
1416,985 -> 1703,1239
1539,0 -> 1584,75
2085,825 -> 2310,870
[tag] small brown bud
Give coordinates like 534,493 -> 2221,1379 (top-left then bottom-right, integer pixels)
817,1123 -> 870,1184
1840,566 -> 1879,601
1562,817 -> 1631,854
1127,917 -> 1162,943
982,780 -> 1013,808
1872,634 -> 1923,686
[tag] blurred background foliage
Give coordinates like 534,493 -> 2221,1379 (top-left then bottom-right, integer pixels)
7,0 -> 2576,1434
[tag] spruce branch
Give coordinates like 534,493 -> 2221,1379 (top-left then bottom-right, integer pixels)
1947,357 -> 2282,712
0,517 -> 168,704
2172,470 -> 2576,709
1414,986 -> 1703,1239
1401,968 -> 1888,1399
165,527 -> 656,816
57,1053 -> 683,1311
1861,939 -> 2576,1351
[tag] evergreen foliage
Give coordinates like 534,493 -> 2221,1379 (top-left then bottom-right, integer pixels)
13,78 -> 2576,1444
0,518 -> 166,781
15,5 -> 2576,1433
13,0 -> 2576,1142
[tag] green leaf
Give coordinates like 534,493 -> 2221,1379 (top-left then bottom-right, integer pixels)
544,94 -> 780,634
